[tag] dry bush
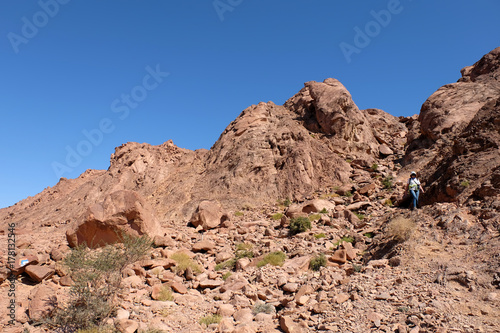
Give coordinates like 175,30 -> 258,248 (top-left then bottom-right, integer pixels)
387,216 -> 415,242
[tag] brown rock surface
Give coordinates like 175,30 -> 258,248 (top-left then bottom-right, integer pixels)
66,190 -> 161,248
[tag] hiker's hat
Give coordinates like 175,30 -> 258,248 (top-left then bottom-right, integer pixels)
410,171 -> 417,176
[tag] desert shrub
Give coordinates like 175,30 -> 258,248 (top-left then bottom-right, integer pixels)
344,191 -> 353,197
171,252 -> 202,274
252,301 -> 276,315
289,217 -> 311,235
387,217 -> 415,242
309,254 -> 327,271
319,208 -> 328,214
257,251 -> 286,268
382,176 -> 394,189
222,272 -> 232,281
283,198 -> 292,207
308,214 -> 322,222
333,236 -> 354,247
51,234 -> 152,331
271,213 -> 283,220
353,212 -> 365,220
353,264 -> 362,273
235,243 -> 254,258
215,258 -> 237,271
314,233 -> 326,239
199,314 -> 222,327
384,199 -> 393,206
371,163 -> 378,171
363,232 -> 374,238
460,180 -> 470,187
234,211 -> 244,217
157,285 -> 174,302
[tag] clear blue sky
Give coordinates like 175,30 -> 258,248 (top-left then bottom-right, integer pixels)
1,0 -> 499,208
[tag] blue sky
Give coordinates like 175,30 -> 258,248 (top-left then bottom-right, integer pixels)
1,0 -> 499,209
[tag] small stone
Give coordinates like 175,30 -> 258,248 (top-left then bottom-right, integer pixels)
375,292 -> 391,300
25,265 -> 55,283
170,282 -> 188,294
115,319 -> 139,333
335,293 -> 350,304
192,240 -> 216,252
59,275 -> 74,286
282,282 -> 299,293
218,304 -> 235,317
280,316 -> 303,333
199,279 -> 223,289
329,249 -> 347,264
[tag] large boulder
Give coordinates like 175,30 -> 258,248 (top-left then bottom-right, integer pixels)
190,200 -> 228,230
66,190 -> 161,248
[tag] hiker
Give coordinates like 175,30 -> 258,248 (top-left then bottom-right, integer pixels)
405,171 -> 424,210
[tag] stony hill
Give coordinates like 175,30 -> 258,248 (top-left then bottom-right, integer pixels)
0,47 -> 499,333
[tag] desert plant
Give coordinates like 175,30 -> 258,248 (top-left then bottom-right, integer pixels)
309,254 -> 327,271
257,251 -> 286,268
384,199 -> 393,206
252,301 -> 276,315
314,233 -> 326,239
234,211 -> 244,217
382,176 -> 394,189
308,213 -> 322,222
460,180 -> 470,187
353,264 -> 362,273
51,234 -> 152,331
371,163 -> 378,171
333,236 -> 354,246
171,252 -> 202,274
289,217 -> 311,235
363,232 -> 374,238
353,212 -> 365,220
283,198 -> 292,207
215,258 -> 236,271
199,314 -> 222,327
319,208 -> 328,214
344,191 -> 353,197
235,243 -> 254,259
222,272 -> 232,281
76,326 -> 116,333
387,216 -> 415,242
271,213 -> 283,220
157,285 -> 174,302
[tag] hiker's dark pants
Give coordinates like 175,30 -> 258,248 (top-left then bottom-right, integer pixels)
410,190 -> 419,209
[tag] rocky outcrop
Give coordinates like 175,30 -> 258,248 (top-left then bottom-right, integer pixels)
403,47 -> 500,208
66,190 -> 161,248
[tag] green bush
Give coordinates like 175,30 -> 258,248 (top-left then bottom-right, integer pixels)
171,252 -> 202,274
460,180 -> 470,187
308,214 -> 322,222
314,233 -> 326,239
353,212 -> 365,220
387,217 -> 415,242
371,163 -> 378,171
199,314 -> 222,327
271,213 -> 284,220
222,272 -> 232,281
289,217 -> 311,235
234,211 -> 244,217
344,191 -> 353,197
382,176 -> 394,189
215,258 -> 237,271
333,236 -> 354,246
309,254 -> 327,271
51,234 -> 152,331
257,251 -> 286,268
319,208 -> 328,214
157,285 -> 174,302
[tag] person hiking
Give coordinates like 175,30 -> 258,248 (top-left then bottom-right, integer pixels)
405,171 -> 424,210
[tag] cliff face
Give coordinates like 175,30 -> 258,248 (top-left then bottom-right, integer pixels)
403,47 -> 500,213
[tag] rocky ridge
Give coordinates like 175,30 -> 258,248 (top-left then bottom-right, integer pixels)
0,48 -> 499,332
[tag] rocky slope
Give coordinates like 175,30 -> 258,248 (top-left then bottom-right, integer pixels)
0,47 -> 499,333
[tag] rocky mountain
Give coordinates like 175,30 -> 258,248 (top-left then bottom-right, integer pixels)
0,48 -> 499,333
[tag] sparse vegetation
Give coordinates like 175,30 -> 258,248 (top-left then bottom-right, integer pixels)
308,213 -> 322,222
387,217 -> 416,242
460,180 -> 470,187
51,234 -> 152,331
319,208 -> 328,214
384,198 -> 393,206
234,211 -> 244,217
235,243 -> 254,258
344,191 -> 353,197
309,253 -> 327,271
157,285 -> 174,302
252,301 -> 276,315
314,233 -> 326,239
257,251 -> 286,268
371,163 -> 378,171
283,198 -> 292,207
333,236 -> 354,246
353,212 -> 365,220
289,217 -> 312,235
382,176 -> 394,189
271,213 -> 284,220
171,252 -> 202,274
76,327 -> 115,333
199,314 -> 222,327
363,232 -> 374,238
222,272 -> 232,281
215,258 -> 237,271
353,264 -> 362,273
